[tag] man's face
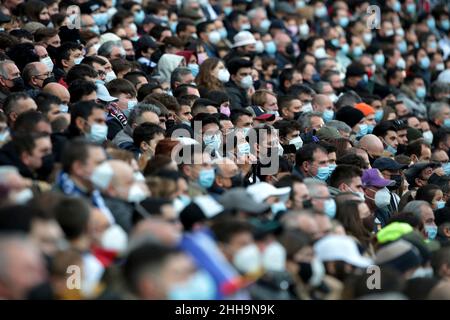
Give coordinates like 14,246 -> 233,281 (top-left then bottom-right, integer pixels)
419,144 -> 432,162
189,152 -> 212,181
310,116 -> 325,131
80,146 -> 107,183
25,136 -> 52,170
329,74 -> 343,90
291,182 -> 311,210
122,40 -> 134,58
263,94 -> 278,112
383,130 -> 398,149
2,243 -> 47,299
177,105 -> 193,123
47,35 -> 61,47
397,129 -> 408,145
232,67 -> 252,88
407,117 -> 421,130
30,63 -> 51,88
235,115 -> 253,129
30,219 -> 64,257
64,49 -> 83,70
34,45 -> 49,59
421,204 -> 436,228
92,62 -> 106,81
395,103 -> 409,117
136,111 -> 160,127
222,232 -> 254,262
432,150 -> 449,164
116,92 -> 137,112
305,149 -> 329,177
215,162 -> 239,190
282,99 -> 302,120
311,185 -> 332,214
15,98 -> 38,117
347,176 -> 364,193
0,63 -> 21,90
328,152 -> 337,166
157,253 -> 196,300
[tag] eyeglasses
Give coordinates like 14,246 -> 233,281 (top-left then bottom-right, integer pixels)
34,72 -> 53,79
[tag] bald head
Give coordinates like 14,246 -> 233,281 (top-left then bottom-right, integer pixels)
358,134 -> 384,157
43,83 -> 70,105
312,94 -> 333,113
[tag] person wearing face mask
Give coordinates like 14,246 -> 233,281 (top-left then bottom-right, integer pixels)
178,195 -> 249,299
280,230 -> 342,300
132,123 -> 165,168
90,160 -> 150,233
122,240 -> 218,300
0,60 -> 26,107
372,120 -> 399,156
224,58 -> 253,110
328,165 -> 365,200
403,200 -> 439,241
397,74 -> 428,119
208,158 -> 242,198
304,178 -> 337,218
196,21 -> 220,58
335,106 -> 366,141
247,182 -> 291,217
416,184 -> 446,213
343,62 -> 371,97
362,168 -> 397,229
373,157 -> 407,203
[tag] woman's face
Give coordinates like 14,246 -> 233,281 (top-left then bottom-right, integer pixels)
188,55 -> 197,64
212,61 -> 225,78
432,190 -> 444,209
48,3 -> 59,15
358,202 -> 371,220
39,7 -> 50,22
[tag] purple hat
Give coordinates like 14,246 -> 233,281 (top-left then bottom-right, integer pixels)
362,169 -> 395,188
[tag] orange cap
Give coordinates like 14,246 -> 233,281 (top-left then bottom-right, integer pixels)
355,103 -> 375,116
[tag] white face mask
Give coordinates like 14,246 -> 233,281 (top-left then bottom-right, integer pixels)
309,257 -> 326,287
105,71 -> 117,83
233,244 -> 262,274
289,136 -> 303,150
423,130 -> 433,145
127,183 -> 148,203
262,241 -> 286,272
100,224 -> 128,252
13,188 -> 34,204
374,187 -> 391,208
41,56 -> 54,71
217,69 -> 230,83
302,102 -> 313,113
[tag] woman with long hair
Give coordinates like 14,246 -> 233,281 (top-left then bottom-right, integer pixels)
196,57 -> 229,96
24,0 -> 51,26
336,199 -> 375,257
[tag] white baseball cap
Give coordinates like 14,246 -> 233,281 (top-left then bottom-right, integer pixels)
246,182 -> 291,204
232,31 -> 257,48
314,234 -> 373,268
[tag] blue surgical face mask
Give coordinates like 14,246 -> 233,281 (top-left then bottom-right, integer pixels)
419,56 -> 431,69
93,12 -> 109,26
386,144 -> 397,155
442,162 -> 450,175
198,168 -> 215,188
237,142 -> 251,156
328,163 -> 337,174
375,110 -> 384,123
271,201 -> 287,215
436,200 -> 446,210
242,127 -> 250,137
398,41 -> 407,54
218,27 -> 227,39
90,25 -> 100,34
406,3 -> 416,14
392,1 -> 401,12
352,45 -> 364,57
203,133 -> 221,151
338,16 -> 349,28
427,18 -> 436,30
168,271 -> 216,300
128,100 -> 137,113
188,63 -> 199,77
134,10 -> 145,25
315,166 -> 330,181
441,19 -> 450,31
0,129 -> 9,142
265,41 -> 276,55
357,123 -> 368,138
324,199 -> 336,218
374,53 -> 385,66
416,86 -> 426,99
59,104 -> 69,113
331,38 -> 340,48
444,119 -> 450,129
367,124 -> 374,134
425,224 -> 437,240
340,43 -> 350,55
322,109 -> 334,123
169,21 -> 178,33
87,123 -> 108,143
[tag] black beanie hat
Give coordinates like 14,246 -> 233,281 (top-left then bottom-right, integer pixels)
335,106 -> 365,128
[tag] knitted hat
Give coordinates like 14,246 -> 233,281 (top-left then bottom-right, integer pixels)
375,239 -> 422,273
355,103 -> 375,116
335,106 -> 365,128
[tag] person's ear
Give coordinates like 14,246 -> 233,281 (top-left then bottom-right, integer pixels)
75,116 -> 85,132
140,141 -> 149,152
339,183 -> 349,192
20,151 -> 31,167
215,175 -> 224,187
444,226 -> 450,238
301,161 -> 310,173
411,154 -> 418,163
61,58 -> 70,69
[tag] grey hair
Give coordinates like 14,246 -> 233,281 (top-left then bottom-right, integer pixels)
327,120 -> 352,133
248,8 -> 265,20
98,41 -> 123,58
335,91 -> 362,110
303,178 -> 328,197
403,200 -> 431,219
298,112 -> 323,132
431,81 -> 450,98
0,60 -> 15,79
429,102 -> 450,122
170,67 -> 192,89
128,103 -> 161,126
314,81 -> 332,94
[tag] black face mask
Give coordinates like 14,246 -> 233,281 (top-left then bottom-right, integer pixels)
302,198 -> 313,209
388,174 -> 402,190
10,77 -> 25,92
230,173 -> 243,188
368,154 -> 379,166
39,19 -> 50,26
293,111 -> 302,120
298,262 -> 312,283
271,69 -> 279,79
37,154 -> 55,180
126,55 -> 135,62
285,43 -> 295,56
43,76 -> 57,87
165,119 -> 175,131
396,144 -> 407,155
